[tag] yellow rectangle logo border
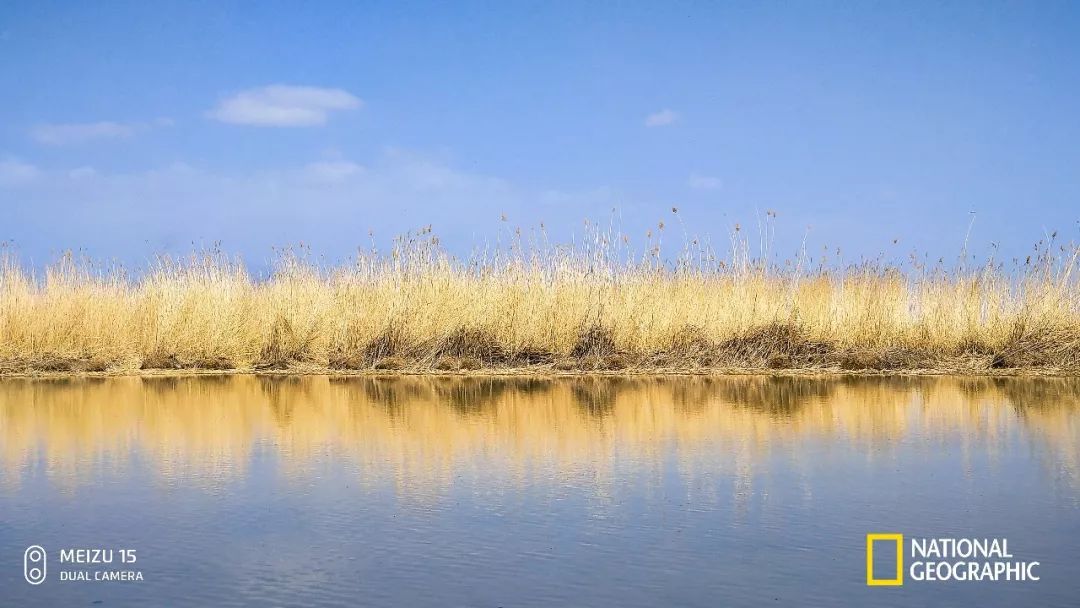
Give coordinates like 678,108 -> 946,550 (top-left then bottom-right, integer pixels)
866,533 -> 904,586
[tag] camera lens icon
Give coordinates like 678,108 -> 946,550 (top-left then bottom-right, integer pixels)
24,545 -> 47,585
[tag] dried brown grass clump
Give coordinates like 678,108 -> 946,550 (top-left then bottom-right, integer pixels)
35,356 -> 112,373
430,328 -> 507,364
717,323 -> 831,369
257,315 -> 320,370
831,346 -> 923,371
990,323 -> 1080,368
1,226 -> 1079,375
372,356 -> 407,371
570,325 -> 618,359
668,325 -> 717,363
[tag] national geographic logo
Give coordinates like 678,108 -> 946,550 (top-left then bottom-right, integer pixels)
866,533 -> 1040,586
866,534 -> 903,586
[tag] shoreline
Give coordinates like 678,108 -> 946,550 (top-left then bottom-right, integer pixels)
2,365 -> 1077,380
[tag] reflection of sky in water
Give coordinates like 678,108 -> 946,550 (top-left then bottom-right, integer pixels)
0,376 -> 1078,607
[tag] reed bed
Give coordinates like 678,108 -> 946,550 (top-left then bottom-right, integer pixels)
1,224 -> 1079,375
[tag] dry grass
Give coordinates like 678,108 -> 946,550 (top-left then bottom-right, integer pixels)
1,224 -> 1079,375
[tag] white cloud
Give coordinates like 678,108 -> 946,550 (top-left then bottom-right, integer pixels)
400,159 -> 502,192
30,121 -> 137,145
538,186 -> 616,208
302,160 -> 365,183
0,158 -> 40,186
207,85 -> 362,127
29,119 -> 172,146
644,109 -> 679,127
68,166 -> 98,179
688,173 -> 723,190
0,152 -> 623,261
380,148 -> 508,192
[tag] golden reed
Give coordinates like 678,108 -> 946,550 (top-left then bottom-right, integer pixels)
1,227 -> 1078,374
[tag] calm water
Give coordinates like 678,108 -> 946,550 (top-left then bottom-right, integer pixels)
0,375 -> 1078,607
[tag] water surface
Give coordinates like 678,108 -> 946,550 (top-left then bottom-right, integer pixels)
1,375 -> 1078,606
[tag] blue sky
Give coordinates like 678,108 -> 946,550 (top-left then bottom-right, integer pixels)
2,1 -> 1079,269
